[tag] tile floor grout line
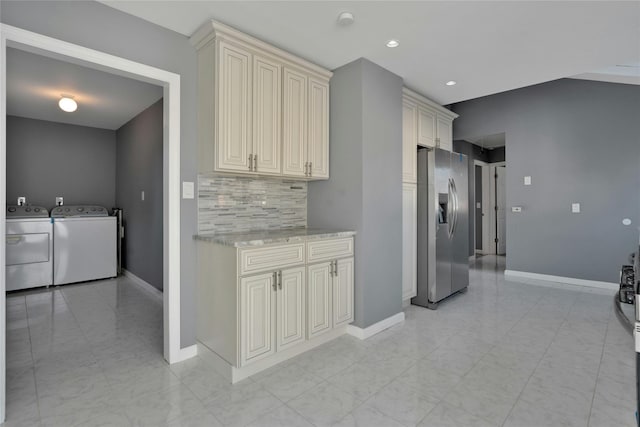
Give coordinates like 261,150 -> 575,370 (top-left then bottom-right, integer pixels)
586,302 -> 614,427
499,295 -> 581,427
23,293 -> 43,424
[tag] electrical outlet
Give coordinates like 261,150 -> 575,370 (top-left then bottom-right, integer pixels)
17,197 -> 26,206
182,181 -> 195,199
56,197 -> 64,206
511,206 -> 522,213
524,176 -> 532,186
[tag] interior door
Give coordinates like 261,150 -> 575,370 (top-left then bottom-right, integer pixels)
276,266 -> 305,351
496,166 -> 507,255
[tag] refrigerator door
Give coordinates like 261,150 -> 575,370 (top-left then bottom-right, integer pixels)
434,148 -> 452,303
451,152 -> 469,294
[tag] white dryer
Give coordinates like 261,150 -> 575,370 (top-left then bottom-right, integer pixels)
6,205 -> 53,291
51,205 -> 117,285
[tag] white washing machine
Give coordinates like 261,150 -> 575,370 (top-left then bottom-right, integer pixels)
51,205 -> 117,285
6,205 -> 53,291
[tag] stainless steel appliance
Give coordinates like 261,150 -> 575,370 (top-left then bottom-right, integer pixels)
51,205 -> 117,285
6,205 -> 53,291
413,148 -> 469,309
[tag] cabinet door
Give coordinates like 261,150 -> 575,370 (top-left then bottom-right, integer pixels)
217,41 -> 252,172
333,258 -> 354,327
417,105 -> 436,148
307,78 -> 329,179
240,272 -> 275,366
252,54 -> 281,175
307,262 -> 332,338
402,183 -> 418,301
437,115 -> 453,151
277,266 -> 306,351
282,67 -> 308,177
402,99 -> 418,183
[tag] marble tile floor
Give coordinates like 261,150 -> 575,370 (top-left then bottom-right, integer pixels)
4,256 -> 635,426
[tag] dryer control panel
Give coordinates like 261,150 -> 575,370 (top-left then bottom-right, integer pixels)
50,205 -> 109,218
6,205 -> 49,219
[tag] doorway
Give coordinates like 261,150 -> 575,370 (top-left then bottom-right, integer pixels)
473,160 -> 490,255
0,23 -> 190,422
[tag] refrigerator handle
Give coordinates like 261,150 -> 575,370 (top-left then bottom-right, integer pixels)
447,178 -> 453,236
451,178 -> 458,237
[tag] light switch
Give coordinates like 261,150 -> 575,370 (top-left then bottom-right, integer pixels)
141,190 -> 145,201
524,176 -> 532,186
476,202 -> 481,209
571,203 -> 580,213
182,181 -> 195,199
511,206 -> 522,213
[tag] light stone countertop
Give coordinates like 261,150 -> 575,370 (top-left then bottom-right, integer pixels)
194,227 -> 356,247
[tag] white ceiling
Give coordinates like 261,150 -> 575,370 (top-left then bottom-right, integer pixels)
466,133 -> 505,150
7,47 -> 163,130
99,1 -> 640,105
571,61 -> 640,86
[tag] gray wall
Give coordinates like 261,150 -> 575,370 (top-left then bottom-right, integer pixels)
6,115 -> 116,209
116,100 -> 163,291
451,79 -> 640,283
308,58 -> 403,328
1,1 -> 198,347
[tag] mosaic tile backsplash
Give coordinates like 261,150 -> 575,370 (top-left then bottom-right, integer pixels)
198,174 -> 307,234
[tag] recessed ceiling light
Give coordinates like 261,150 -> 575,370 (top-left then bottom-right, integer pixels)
386,39 -> 400,48
446,80 -> 457,86
337,12 -> 355,26
58,96 -> 77,112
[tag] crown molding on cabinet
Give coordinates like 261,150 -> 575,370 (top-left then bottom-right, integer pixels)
403,87 -> 459,121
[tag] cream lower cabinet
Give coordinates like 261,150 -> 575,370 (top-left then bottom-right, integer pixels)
240,266 -> 305,366
307,257 -> 354,339
402,183 -> 417,301
197,235 -> 354,380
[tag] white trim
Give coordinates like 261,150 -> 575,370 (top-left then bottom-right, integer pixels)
473,160 -> 490,254
346,312 -> 405,340
504,270 -> 617,291
197,326 -> 347,383
0,25 -> 192,421
122,269 -> 162,300
172,344 -> 198,363
402,87 -> 458,121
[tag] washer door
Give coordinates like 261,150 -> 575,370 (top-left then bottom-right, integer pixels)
6,233 -> 50,265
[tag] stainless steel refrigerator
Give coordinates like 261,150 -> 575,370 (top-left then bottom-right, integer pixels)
412,147 -> 469,309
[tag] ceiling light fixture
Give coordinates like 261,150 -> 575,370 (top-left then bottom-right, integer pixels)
386,39 -> 400,48
58,95 -> 77,112
337,12 -> 355,26
446,80 -> 457,86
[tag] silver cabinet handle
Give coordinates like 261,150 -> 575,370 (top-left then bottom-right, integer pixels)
254,154 -> 258,172
272,271 -> 277,291
248,154 -> 254,171
333,260 -> 338,277
329,261 -> 334,276
304,162 -> 309,176
309,162 -> 312,177
277,270 -> 282,290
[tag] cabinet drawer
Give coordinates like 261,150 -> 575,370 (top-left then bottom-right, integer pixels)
239,244 -> 305,275
307,238 -> 354,263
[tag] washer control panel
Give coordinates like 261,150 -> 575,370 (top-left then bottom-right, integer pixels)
6,205 -> 49,218
50,205 -> 110,218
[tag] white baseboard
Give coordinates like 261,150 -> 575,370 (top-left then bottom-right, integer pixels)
504,270 -> 617,291
122,269 -> 162,300
346,312 -> 405,340
171,344 -> 198,364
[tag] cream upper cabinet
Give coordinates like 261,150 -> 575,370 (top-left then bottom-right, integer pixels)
252,53 -> 282,175
307,78 -> 330,179
402,88 -> 458,155
417,106 -> 437,149
191,20 -> 332,180
282,67 -> 308,177
436,115 -> 453,152
402,99 -> 418,183
217,41 -> 252,172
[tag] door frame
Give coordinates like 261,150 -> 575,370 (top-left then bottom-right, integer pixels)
0,23 -> 193,422
473,160 -> 490,255
489,161 -> 506,255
